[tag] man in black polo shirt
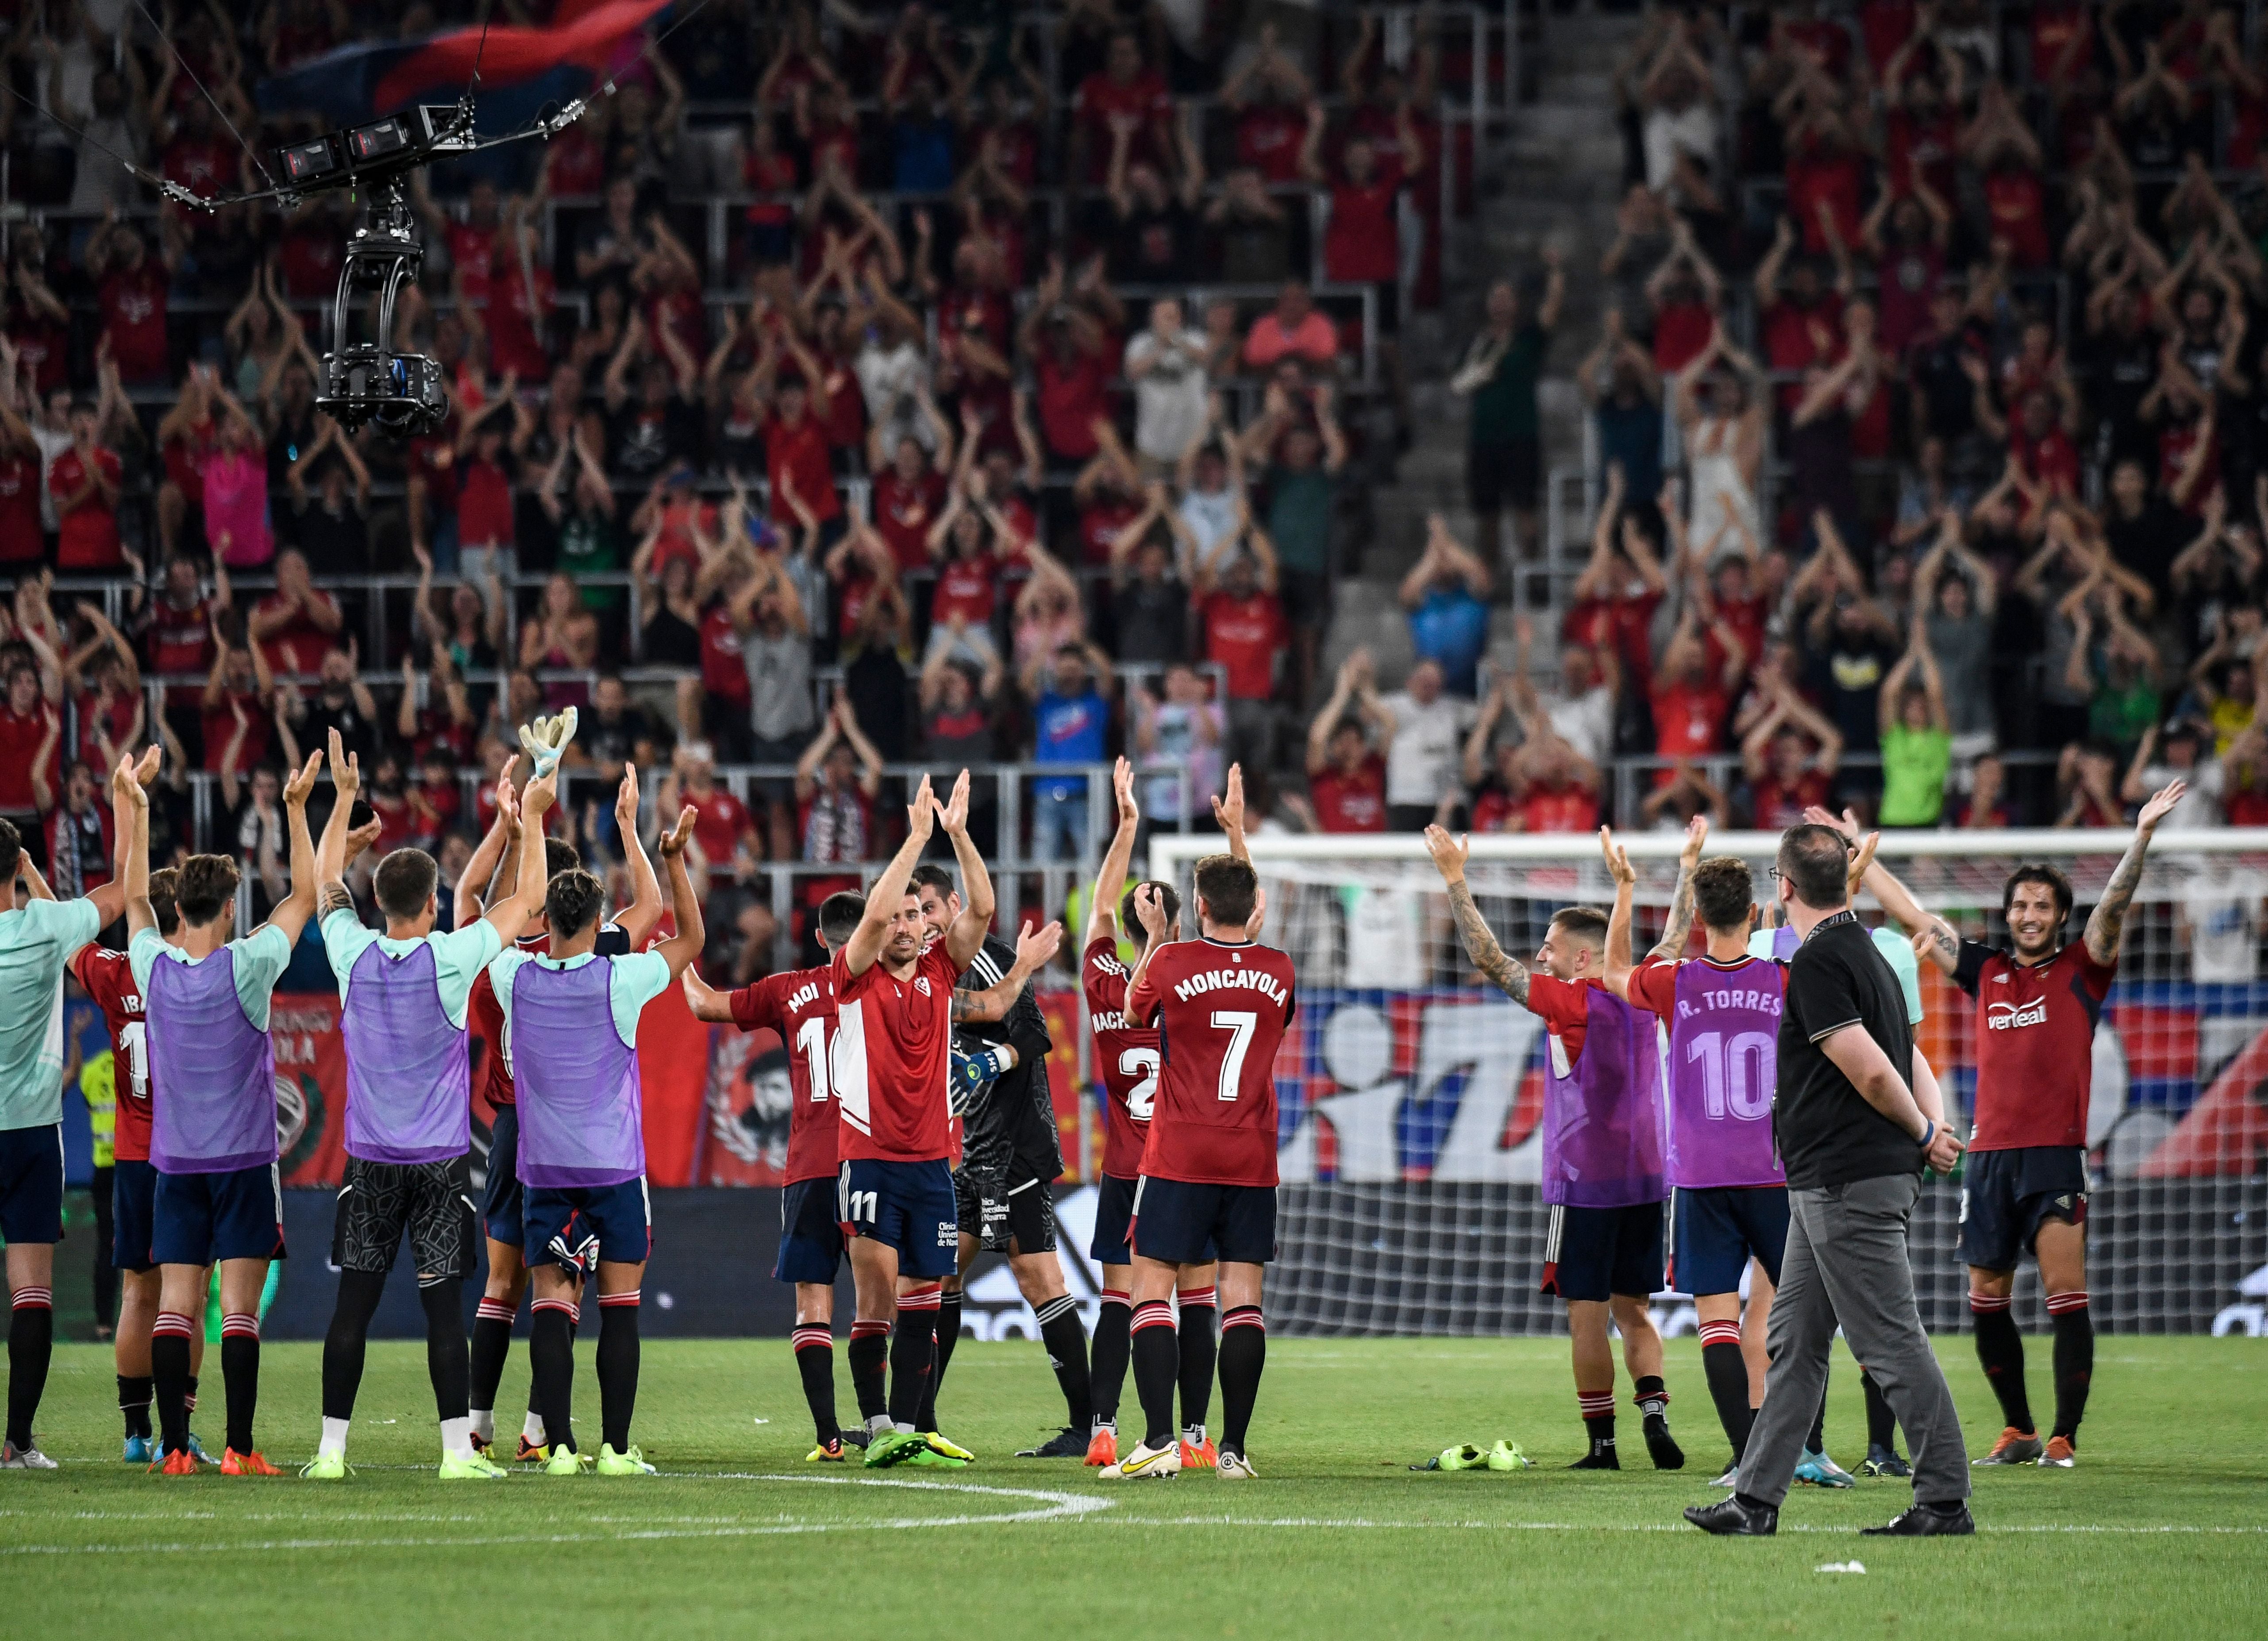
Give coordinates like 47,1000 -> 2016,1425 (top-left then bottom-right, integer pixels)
1687,824 -> 1973,1538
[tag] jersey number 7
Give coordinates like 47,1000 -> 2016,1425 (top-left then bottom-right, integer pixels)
1212,1011 -> 1256,1102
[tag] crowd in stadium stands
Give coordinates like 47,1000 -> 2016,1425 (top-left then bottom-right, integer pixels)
4,1 -> 2264,990
1443,0 -> 2261,846
0,0 -> 1463,977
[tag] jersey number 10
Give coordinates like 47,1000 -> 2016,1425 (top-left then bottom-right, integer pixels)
1683,1030 -> 1775,1121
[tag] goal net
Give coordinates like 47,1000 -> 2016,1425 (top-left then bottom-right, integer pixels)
1140,827 -> 2268,1339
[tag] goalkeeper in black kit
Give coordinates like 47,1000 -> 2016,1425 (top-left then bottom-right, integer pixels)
909,863 -> 1088,1458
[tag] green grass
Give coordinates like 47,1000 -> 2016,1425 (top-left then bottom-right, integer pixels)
7,1336 -> 2264,1639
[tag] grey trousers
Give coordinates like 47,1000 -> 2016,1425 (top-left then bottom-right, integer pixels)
1736,1172 -> 1971,1510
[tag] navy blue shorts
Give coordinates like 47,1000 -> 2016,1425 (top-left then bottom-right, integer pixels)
151,1164 -> 286,1266
482,1104 -> 524,1248
1668,1185 -> 1789,1297
1959,1146 -> 2089,1273
113,1158 -> 159,1273
1130,1176 -> 1275,1267
775,1175 -> 846,1285
836,1158 -> 958,1279
1540,1200 -> 1663,1303
0,1122 -> 63,1245
524,1178 -> 651,1271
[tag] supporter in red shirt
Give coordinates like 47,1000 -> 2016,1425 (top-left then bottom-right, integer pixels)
1982,158 -> 2051,270
1784,128 -> 1865,257
1467,732 -> 1600,835
0,397 -> 42,567
87,219 -> 171,384
482,218 -> 555,381
870,434 -> 951,576
49,412 -> 125,571
674,741 -> 762,882
0,662 -> 61,847
1740,682 -> 1845,829
1881,72 -> 1959,204
2030,2 -> 2094,84
762,362 -> 842,530
1754,216 -> 1849,411
1564,470 -> 1669,691
1073,30 -> 1174,183
924,495 -> 1003,644
1649,603 -> 1744,766
247,548 -> 343,678
1307,119 -> 1413,292
697,566 -> 756,762
1198,532 -> 1287,706
199,641 -> 275,778
1244,280 -> 1341,369
1025,288 -> 1113,466
1648,247 -> 1720,377
1303,651 -> 1393,832
965,75 -> 1041,189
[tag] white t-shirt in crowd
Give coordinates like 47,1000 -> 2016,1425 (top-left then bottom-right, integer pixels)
1380,691 -> 1476,809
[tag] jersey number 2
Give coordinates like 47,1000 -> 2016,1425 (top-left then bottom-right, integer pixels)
1117,1046 -> 1159,1121
1211,1011 -> 1256,1103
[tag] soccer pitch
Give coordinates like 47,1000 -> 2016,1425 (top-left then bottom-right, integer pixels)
8,1336 -> 2262,1639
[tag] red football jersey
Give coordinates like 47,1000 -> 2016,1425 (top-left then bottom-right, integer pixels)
1955,939 -> 2115,1152
728,962 -> 839,1184
831,942 -> 966,1163
1127,936 -> 1297,1187
1083,935 -> 1159,1180
72,946 -> 151,1162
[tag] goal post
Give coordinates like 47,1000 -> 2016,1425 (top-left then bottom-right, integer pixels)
1140,827 -> 2268,1337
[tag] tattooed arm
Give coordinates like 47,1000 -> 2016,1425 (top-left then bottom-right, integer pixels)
2085,780 -> 2187,964
1425,825 -> 1532,1005
1646,814 -> 1710,961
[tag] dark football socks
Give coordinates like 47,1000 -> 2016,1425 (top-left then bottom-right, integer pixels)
1572,1389 -> 1618,1468
1807,1368 -> 1828,1454
792,1326 -> 838,1447
420,1278 -> 470,1423
1860,1367 -> 1899,1453
220,1312 -> 261,1454
919,1288 -> 962,1432
1036,1294 -> 1093,1432
119,1373 -> 153,1441
6,1288 -> 53,1449
1090,1290 -> 1131,1429
1699,1320 -> 1752,1461
595,1290 -> 640,1451
1217,1306 -> 1264,1456
1176,1286 -> 1217,1437
320,1269 -> 387,1421
1634,1373 -> 1682,1468
887,1287 -> 940,1428
847,1321 -> 889,1423
151,1312 -> 193,1454
2047,1291 -> 2093,1443
1970,1291 -> 2034,1434
1129,1301 -> 1178,1448
469,1297 -> 514,1433
529,1298 -> 577,1453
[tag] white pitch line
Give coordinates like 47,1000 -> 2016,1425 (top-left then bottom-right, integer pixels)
1075,1515 -> 2268,1536
0,1472 -> 1113,1556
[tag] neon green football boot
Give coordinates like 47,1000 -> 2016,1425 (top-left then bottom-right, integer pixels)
594,1444 -> 655,1475
299,1452 -> 350,1480
439,1449 -> 509,1479
542,1446 -> 593,1475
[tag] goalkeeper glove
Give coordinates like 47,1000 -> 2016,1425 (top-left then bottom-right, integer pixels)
949,1044 -> 1013,1113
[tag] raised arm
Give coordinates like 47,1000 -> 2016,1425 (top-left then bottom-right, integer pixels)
454,764 -> 520,928
1600,825 -> 1640,997
651,804 -> 705,980
1422,824 -> 1530,1004
612,763 -> 665,948
1085,756 -> 1139,948
936,770 -> 994,967
844,774 -> 937,975
262,748 -> 327,946
1650,814 -> 1708,961
2084,780 -> 2185,964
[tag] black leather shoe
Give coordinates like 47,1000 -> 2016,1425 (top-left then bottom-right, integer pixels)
1862,1502 -> 1975,1537
1684,1495 -> 1778,1536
